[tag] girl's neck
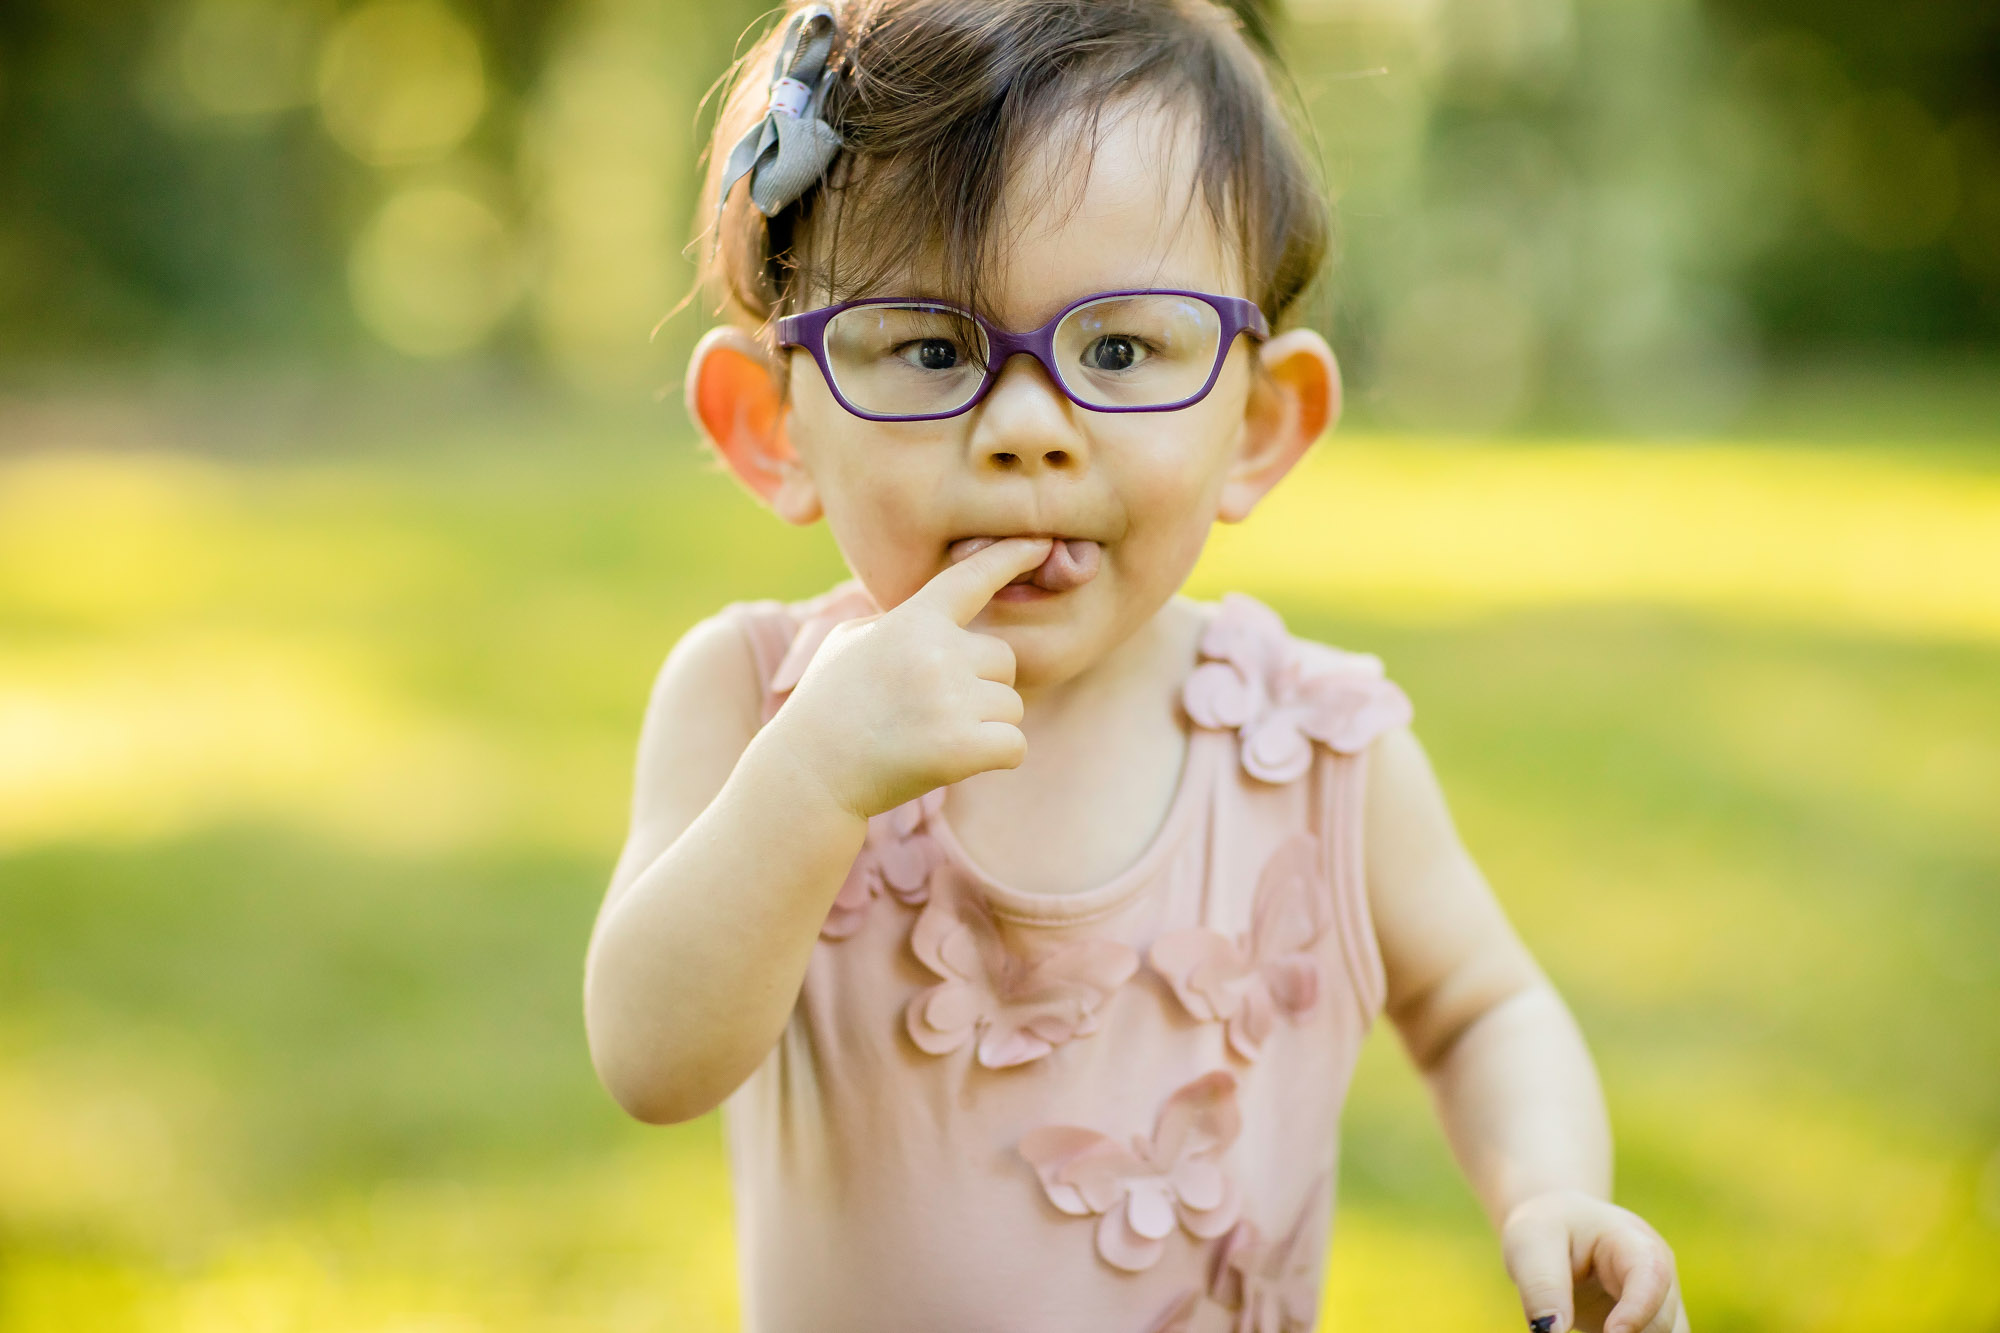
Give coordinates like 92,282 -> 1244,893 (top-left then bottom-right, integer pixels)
1014,594 -> 1205,735
943,593 -> 1207,896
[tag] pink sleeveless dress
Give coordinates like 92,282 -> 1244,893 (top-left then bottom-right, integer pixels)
718,580 -> 1413,1333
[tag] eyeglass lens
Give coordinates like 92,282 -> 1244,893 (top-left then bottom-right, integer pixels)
821,295 -> 1225,418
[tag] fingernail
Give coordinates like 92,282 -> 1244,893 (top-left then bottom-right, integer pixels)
1529,1317 -> 1556,1333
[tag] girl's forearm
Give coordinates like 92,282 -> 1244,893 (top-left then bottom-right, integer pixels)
583,723 -> 868,1124
1418,982 -> 1613,1226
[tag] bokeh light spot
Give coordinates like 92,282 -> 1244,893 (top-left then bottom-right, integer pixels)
317,0 -> 485,167
517,24 -> 688,396
348,183 -> 518,356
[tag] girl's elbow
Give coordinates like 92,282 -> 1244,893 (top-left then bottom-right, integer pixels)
613,1078 -> 715,1127
581,963 -> 774,1124
585,1004 -> 751,1124
583,999 -> 715,1125
589,1038 -> 723,1125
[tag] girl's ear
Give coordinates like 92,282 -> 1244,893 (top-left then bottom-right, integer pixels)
1216,327 -> 1341,524
686,326 -> 823,526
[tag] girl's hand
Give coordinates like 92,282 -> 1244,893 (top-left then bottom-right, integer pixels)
1503,1190 -> 1689,1333
765,536 -> 1053,820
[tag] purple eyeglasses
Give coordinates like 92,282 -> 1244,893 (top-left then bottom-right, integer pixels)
774,288 -> 1269,422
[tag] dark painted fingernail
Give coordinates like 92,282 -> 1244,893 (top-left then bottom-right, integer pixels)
1529,1317 -> 1556,1333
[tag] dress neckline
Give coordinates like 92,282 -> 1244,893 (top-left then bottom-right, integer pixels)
921,593 -> 1223,928
924,725 -> 1216,928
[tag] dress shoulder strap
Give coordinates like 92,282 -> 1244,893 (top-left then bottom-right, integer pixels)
725,579 -> 883,725
728,598 -> 800,725
1312,735 -> 1388,1023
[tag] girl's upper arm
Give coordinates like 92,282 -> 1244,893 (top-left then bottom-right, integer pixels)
603,609 -> 766,910
1362,725 -> 1545,1069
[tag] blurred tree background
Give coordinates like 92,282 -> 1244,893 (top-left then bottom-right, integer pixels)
2,3 -> 1998,1332
1,0 -> 1996,424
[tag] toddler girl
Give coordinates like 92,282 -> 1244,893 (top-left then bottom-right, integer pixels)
584,2 -> 1689,1331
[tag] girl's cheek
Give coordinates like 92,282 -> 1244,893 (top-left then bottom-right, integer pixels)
849,458 -> 955,595
1109,470 -> 1212,582
1109,420 -> 1239,579
1125,437 -> 1221,527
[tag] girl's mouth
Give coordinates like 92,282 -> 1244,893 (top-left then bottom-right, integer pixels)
946,535 -> 1102,593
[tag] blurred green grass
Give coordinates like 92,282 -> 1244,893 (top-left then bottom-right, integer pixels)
1,407 -> 1997,1331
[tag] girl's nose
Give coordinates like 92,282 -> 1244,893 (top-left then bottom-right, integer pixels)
972,353 -> 1087,473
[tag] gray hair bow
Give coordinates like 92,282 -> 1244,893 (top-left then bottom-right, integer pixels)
717,5 -> 844,220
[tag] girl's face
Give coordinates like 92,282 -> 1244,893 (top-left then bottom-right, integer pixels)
695,99 -> 1336,694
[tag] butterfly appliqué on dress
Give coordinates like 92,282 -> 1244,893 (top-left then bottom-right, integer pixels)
1181,592 -> 1412,784
1018,1070 -> 1244,1272
905,888 -> 1139,1068
1147,834 -> 1330,1061
819,789 -> 946,940
1145,1174 -> 1331,1333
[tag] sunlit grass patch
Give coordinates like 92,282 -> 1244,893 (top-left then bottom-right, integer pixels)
1321,1205 -> 1519,1327
1615,1060 -> 2000,1333
0,1135 -> 740,1333
0,829 -> 734,1332
0,628 -> 644,858
1192,438 -> 2000,643
0,632 -> 520,853
0,1034 -> 230,1256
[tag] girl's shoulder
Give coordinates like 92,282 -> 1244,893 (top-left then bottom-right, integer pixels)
629,587 -> 863,810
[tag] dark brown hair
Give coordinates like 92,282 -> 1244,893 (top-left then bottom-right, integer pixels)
696,0 -> 1328,336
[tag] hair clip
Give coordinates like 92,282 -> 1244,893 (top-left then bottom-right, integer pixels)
716,4 -> 844,221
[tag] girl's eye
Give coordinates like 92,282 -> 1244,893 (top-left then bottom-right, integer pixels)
1082,335 -> 1148,372
897,338 -> 961,371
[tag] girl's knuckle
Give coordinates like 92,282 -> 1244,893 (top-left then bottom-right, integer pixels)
916,641 -> 955,683
1631,1246 -> 1673,1290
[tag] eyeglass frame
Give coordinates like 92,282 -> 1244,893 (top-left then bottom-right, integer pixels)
772,288 -> 1271,422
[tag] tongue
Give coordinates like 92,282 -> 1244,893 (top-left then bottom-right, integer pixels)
947,536 -> 1102,592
